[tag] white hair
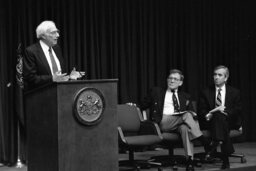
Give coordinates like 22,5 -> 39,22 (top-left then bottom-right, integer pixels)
36,20 -> 56,39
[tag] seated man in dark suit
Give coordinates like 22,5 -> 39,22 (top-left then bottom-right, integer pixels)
139,69 -> 208,171
198,65 -> 242,169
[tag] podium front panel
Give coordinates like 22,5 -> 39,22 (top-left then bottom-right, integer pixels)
26,80 -> 118,171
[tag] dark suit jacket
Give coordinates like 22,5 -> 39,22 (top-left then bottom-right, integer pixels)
139,87 -> 195,124
23,42 -> 65,91
198,84 -> 242,129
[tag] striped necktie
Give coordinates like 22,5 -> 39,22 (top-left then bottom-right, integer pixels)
171,90 -> 180,112
216,88 -> 222,107
48,47 -> 59,74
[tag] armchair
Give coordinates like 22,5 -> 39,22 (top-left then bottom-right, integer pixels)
141,110 -> 187,169
194,127 -> 246,164
194,100 -> 247,164
143,101 -> 246,169
117,104 -> 163,170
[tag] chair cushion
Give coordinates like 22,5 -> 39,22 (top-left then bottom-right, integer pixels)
124,135 -> 162,146
159,129 -> 243,148
201,129 -> 242,138
229,129 -> 242,138
161,132 -> 181,142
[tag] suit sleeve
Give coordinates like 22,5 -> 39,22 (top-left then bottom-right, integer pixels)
23,48 -> 52,89
184,93 -> 195,112
225,89 -> 242,118
197,90 -> 212,130
139,88 -> 154,111
139,88 -> 164,123
197,90 -> 210,118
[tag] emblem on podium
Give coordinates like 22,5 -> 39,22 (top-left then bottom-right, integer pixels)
73,87 -> 105,125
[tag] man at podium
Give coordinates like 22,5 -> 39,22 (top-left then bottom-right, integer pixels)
23,20 -> 83,91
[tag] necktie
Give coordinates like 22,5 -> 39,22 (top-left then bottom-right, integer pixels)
48,47 -> 59,74
216,88 -> 222,107
171,90 -> 180,112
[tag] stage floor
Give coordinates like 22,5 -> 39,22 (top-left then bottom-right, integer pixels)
0,142 -> 256,171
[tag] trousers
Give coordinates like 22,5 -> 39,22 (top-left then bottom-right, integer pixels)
160,112 -> 203,158
209,112 -> 235,155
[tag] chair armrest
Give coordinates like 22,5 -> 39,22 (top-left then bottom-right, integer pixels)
139,121 -> 163,139
117,126 -> 127,144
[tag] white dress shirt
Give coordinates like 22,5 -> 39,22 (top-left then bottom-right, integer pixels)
39,40 -> 61,75
163,89 -> 180,115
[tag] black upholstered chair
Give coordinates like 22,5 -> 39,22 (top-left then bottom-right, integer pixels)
142,101 -> 246,169
194,127 -> 247,164
194,100 -> 247,164
141,109 -> 187,169
117,104 -> 163,170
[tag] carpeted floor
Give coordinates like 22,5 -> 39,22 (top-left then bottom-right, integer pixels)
119,142 -> 256,171
1,142 -> 256,171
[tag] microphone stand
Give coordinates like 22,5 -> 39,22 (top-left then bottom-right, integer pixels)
15,121 -> 24,168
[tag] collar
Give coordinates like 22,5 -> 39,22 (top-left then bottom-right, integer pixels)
167,88 -> 178,93
39,40 -> 51,51
215,84 -> 226,92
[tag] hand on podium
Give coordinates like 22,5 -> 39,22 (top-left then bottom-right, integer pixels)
52,72 -> 69,82
69,67 -> 86,80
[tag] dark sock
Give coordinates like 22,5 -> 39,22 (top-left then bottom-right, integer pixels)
196,135 -> 211,151
199,135 -> 210,145
222,154 -> 229,164
187,156 -> 193,161
187,156 -> 193,165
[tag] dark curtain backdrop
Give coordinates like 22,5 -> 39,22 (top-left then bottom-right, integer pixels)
1,0 -> 256,164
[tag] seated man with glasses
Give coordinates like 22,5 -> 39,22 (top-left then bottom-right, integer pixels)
139,69 -> 208,171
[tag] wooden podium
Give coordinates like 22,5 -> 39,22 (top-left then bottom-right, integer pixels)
25,79 -> 118,171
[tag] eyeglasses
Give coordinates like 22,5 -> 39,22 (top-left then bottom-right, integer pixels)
48,30 -> 60,35
167,77 -> 180,81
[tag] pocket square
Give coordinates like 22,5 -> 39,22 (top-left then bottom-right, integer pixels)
186,100 -> 190,106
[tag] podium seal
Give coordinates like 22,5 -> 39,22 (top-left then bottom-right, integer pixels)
73,87 -> 105,125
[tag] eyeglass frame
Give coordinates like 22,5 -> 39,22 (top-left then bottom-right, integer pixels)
167,77 -> 181,82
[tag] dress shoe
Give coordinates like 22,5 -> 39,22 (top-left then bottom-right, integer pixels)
221,155 -> 230,169
186,157 -> 194,171
186,163 -> 194,171
204,155 -> 215,163
205,141 -> 221,160
221,162 -> 230,169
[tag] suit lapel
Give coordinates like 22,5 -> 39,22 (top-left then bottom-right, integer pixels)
159,88 -> 166,114
225,85 -> 231,107
210,88 -> 216,108
178,92 -> 185,109
178,92 -> 190,111
36,43 -> 52,75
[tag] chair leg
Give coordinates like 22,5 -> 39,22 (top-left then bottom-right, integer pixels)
229,153 -> 247,163
119,150 -> 141,170
129,149 -> 134,161
168,148 -> 174,156
119,149 -> 152,169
